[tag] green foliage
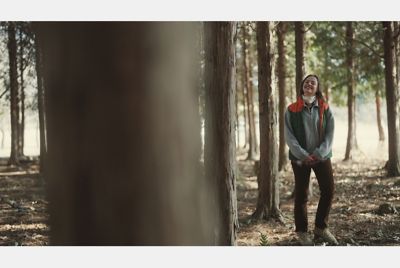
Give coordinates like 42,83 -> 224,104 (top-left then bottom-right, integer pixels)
215,21 -> 387,110
307,22 -> 348,106
259,232 -> 269,246
306,22 -> 385,106
354,22 -> 385,99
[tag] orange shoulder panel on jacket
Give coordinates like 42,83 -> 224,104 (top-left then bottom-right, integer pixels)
318,98 -> 329,111
288,97 -> 304,113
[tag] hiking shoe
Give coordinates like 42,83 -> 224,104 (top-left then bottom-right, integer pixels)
314,228 -> 339,245
297,232 -> 314,246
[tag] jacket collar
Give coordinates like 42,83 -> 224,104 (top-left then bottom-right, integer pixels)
289,96 -> 327,113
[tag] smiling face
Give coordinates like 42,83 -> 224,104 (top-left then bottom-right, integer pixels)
302,76 -> 318,97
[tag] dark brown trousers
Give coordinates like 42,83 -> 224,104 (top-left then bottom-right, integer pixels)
291,159 -> 334,232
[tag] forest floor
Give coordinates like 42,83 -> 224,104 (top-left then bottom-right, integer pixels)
0,152 -> 400,246
236,149 -> 400,246
0,159 -> 48,246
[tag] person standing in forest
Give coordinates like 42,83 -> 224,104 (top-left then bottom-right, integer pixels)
284,74 -> 338,246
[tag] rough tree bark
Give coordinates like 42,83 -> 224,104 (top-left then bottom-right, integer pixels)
277,22 -> 288,171
204,22 -> 239,246
35,22 -> 216,245
242,25 -> 257,159
344,22 -> 358,161
382,21 -> 400,176
394,22 -> 400,132
394,22 -> 400,88
7,22 -> 20,166
252,22 -> 282,222
295,22 -> 305,97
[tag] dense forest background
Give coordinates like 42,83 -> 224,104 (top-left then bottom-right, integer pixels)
0,21 -> 399,246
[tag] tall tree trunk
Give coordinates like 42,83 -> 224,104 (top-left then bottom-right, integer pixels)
394,22 -> 400,130
344,22 -> 358,161
242,25 -> 257,160
248,31 -> 259,155
35,22 -> 216,245
235,39 -> 242,149
204,22 -> 238,245
295,22 -> 305,97
394,22 -> 400,88
277,22 -> 288,171
375,87 -> 385,141
34,32 -> 47,172
18,28 -> 25,157
382,21 -> 400,176
7,22 -> 20,166
252,22 -> 281,221
241,65 -> 249,149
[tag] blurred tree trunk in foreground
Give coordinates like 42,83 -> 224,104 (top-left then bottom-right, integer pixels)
34,22 -> 216,245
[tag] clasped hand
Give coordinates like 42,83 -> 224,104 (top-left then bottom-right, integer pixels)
303,154 -> 319,166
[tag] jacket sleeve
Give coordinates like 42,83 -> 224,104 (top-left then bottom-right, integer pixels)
312,107 -> 334,160
284,109 -> 309,161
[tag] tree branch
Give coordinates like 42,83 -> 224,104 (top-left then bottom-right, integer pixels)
247,22 -> 256,32
353,38 -> 384,59
304,22 -> 314,33
331,80 -> 347,90
272,21 -> 281,30
0,88 -> 9,99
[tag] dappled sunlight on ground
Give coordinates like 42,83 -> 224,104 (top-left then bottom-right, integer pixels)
0,161 -> 49,246
236,148 -> 400,246
0,104 -> 397,246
